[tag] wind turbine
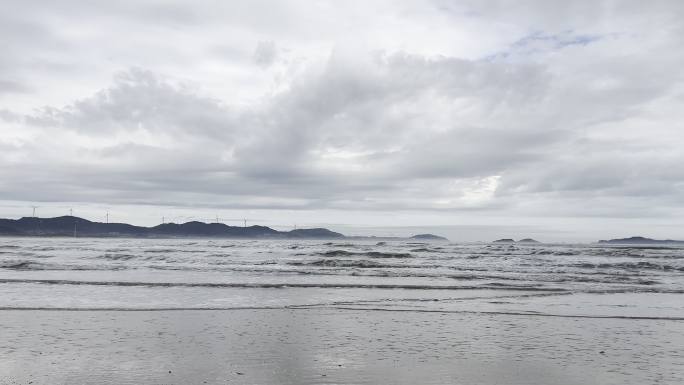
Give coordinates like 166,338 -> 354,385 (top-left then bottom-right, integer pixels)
221,218 -> 258,227
29,206 -> 40,234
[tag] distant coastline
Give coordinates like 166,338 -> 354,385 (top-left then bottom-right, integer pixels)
0,216 -> 449,241
4,217 -> 681,244
598,236 -> 684,245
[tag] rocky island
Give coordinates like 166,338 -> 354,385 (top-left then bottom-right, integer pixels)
598,236 -> 684,244
492,238 -> 516,243
409,234 -> 449,241
492,238 -> 541,243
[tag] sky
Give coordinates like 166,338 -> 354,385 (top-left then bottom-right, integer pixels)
1,0 -> 684,242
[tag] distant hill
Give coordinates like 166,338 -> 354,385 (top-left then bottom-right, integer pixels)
598,236 -> 684,245
286,228 -> 344,238
0,216 -> 344,239
492,238 -> 540,244
409,234 -> 449,241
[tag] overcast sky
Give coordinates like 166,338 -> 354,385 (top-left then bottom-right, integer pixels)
1,0 -> 683,241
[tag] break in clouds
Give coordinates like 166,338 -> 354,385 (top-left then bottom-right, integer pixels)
1,0 -> 684,236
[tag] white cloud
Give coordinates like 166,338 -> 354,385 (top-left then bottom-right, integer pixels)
1,0 -> 683,240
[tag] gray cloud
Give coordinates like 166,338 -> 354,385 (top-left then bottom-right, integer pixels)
0,79 -> 32,94
253,41 -> 278,67
1,0 -> 684,238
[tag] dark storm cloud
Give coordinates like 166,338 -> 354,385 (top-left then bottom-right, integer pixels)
1,0 -> 684,226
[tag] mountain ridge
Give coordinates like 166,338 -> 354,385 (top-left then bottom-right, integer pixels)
0,216 -> 448,241
0,216 -> 344,239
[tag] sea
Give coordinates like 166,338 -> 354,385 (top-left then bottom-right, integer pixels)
1,237 -> 683,384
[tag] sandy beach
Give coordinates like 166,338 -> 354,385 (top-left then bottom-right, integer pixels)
2,307 -> 683,385
1,238 -> 684,384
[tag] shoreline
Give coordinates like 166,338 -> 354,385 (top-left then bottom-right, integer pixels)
2,307 -> 682,385
1,306 -> 684,321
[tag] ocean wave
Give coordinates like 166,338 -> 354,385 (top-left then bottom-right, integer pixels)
289,259 -> 389,268
0,261 -> 35,270
409,248 -> 446,253
322,242 -> 358,247
0,278 -> 565,291
98,253 -> 140,261
552,250 -> 580,256
584,248 -> 680,259
318,250 -> 412,258
0,261 -> 127,271
27,246 -> 59,251
571,261 -> 684,272
142,248 -> 214,254
207,259 -> 277,266
365,251 -> 413,258
599,245 -> 683,251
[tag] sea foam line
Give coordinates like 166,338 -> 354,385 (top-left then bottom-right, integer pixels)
0,305 -> 682,321
0,278 -> 562,291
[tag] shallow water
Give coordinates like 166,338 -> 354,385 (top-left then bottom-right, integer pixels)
1,237 -> 683,317
1,237 -> 683,384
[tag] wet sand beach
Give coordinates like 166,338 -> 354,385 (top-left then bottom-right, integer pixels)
2,308 -> 683,385
1,238 -> 684,384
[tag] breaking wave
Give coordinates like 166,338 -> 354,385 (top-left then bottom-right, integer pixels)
318,250 -> 413,258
